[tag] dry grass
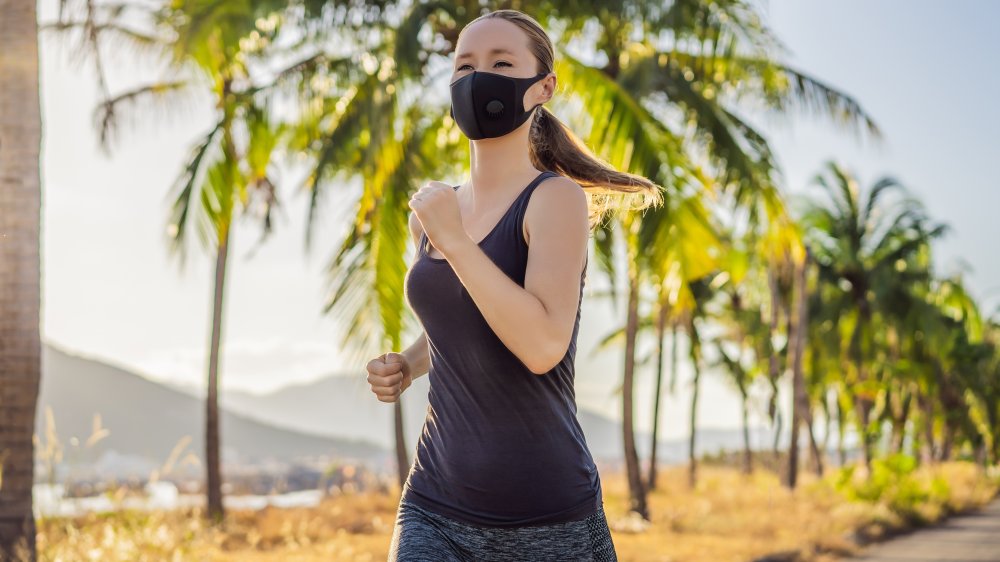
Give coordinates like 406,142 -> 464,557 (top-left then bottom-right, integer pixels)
35,461 -> 1000,562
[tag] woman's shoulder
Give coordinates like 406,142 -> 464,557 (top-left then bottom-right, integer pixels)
526,174 -> 587,214
522,174 -> 589,242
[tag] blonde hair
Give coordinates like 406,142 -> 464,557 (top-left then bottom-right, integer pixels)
457,9 -> 664,227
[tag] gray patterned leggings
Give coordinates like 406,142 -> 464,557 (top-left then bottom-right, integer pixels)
387,497 -> 618,562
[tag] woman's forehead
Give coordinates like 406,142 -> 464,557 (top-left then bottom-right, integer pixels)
457,19 -> 530,57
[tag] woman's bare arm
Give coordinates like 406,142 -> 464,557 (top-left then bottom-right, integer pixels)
432,176 -> 589,375
402,209 -> 432,381
400,332 -> 430,381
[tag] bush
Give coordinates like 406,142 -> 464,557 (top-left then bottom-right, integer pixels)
832,453 -> 951,525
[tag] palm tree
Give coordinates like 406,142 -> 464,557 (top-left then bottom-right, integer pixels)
646,299 -> 674,490
160,43 -> 287,526
684,279 -> 712,489
46,0 -> 289,522
910,276 -> 987,462
278,2 -> 470,488
786,247 -> 815,488
979,314 -> 1000,464
165,105 -> 285,523
552,0 -> 878,515
643,193 -> 723,488
711,245 -> 768,477
645,215 -> 716,491
799,161 -> 947,472
0,0 -> 42,558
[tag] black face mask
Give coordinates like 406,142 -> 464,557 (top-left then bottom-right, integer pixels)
449,71 -> 549,140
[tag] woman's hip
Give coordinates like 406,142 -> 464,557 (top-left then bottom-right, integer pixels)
388,497 -> 618,562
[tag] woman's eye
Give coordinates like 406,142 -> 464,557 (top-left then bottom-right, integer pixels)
458,61 -> 512,71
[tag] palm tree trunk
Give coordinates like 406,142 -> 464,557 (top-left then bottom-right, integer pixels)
809,341 -> 827,476
740,383 -> 752,475
687,317 -> 701,490
891,390 -> 911,455
787,254 -> 809,488
919,389 -> 935,466
767,268 -> 784,463
727,291 -> 753,476
622,228 -> 647,519
940,425 -> 954,461
836,390 -> 847,466
0,0 -> 42,557
820,389 -> 832,461
852,300 -> 874,473
206,226 -> 231,522
646,299 -> 668,491
805,407 -> 823,476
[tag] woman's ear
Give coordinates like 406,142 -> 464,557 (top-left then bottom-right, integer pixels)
532,73 -> 556,106
543,73 -> 556,101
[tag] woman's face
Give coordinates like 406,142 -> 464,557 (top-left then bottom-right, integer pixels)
451,18 -> 553,110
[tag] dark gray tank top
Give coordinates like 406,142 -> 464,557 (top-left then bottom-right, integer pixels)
401,169 -> 601,528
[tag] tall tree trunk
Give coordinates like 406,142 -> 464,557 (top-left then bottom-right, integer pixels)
805,408 -> 823,477
940,425 -> 954,461
820,389 -> 833,463
394,401 -> 408,489
206,226 -> 231,523
646,298 -> 668,491
728,291 -> 753,476
836,388 -> 847,466
767,268 -> 784,463
687,317 -> 702,490
809,341 -> 827,476
890,390 -> 911,455
740,383 -> 752,475
851,299 -> 874,473
787,253 -> 809,488
986,401 -> 999,466
0,0 -> 42,557
920,390 -> 936,466
621,228 -> 647,519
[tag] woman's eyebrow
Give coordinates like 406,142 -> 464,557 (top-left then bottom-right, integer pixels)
456,47 -> 516,60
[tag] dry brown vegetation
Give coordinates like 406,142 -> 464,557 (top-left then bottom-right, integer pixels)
35,460 -> 1000,562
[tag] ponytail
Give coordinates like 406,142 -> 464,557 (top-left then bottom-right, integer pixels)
529,105 -> 664,227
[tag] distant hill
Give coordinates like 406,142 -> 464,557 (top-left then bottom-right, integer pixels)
222,374 -> 430,453
38,342 -> 780,481
38,344 -> 389,478
220,372 -> 778,465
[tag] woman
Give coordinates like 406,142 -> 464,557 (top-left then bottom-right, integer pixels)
365,8 -> 661,561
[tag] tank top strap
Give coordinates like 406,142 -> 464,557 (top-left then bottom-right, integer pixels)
507,170 -> 559,240
511,170 -> 558,215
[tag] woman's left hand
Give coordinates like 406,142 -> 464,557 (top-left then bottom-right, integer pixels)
409,181 -> 468,256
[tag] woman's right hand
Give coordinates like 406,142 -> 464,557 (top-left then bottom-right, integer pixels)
366,352 -> 412,403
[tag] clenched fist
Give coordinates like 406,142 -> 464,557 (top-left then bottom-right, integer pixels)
366,352 -> 412,403
409,181 -> 467,257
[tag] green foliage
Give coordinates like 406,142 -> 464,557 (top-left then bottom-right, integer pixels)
832,453 -> 952,525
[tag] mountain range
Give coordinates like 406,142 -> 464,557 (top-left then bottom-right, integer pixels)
38,342 -> 778,479
38,344 -> 389,478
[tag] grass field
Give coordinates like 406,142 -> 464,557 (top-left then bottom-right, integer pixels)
35,459 -> 1000,562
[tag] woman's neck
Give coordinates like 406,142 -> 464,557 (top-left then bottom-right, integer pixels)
467,126 -> 541,192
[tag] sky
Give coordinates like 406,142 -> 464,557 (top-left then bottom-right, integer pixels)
36,1 -> 1000,443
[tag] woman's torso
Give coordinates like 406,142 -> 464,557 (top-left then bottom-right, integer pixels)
401,169 -> 601,528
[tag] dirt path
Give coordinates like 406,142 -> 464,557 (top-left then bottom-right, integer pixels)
846,496 -> 1000,561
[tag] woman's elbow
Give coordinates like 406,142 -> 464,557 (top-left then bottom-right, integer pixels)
525,336 -> 570,376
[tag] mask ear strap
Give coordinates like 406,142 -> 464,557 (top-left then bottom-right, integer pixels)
524,73 -> 550,113
525,72 -> 550,113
